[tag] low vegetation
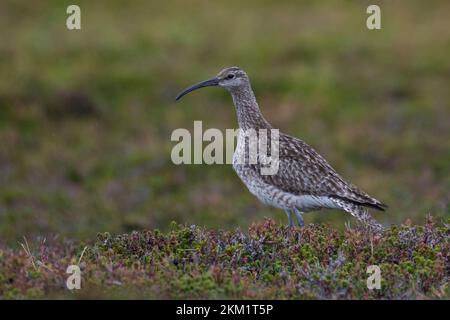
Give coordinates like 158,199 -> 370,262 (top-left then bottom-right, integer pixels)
1,217 -> 448,299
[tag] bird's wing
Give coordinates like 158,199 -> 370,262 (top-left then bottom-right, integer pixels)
258,133 -> 387,210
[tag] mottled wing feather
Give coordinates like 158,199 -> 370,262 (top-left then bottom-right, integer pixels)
259,133 -> 387,210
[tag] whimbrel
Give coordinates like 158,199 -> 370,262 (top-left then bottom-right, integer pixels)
176,67 -> 387,231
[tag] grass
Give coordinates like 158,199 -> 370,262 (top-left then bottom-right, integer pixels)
0,0 -> 449,298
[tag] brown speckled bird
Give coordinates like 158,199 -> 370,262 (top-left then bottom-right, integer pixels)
176,67 -> 387,231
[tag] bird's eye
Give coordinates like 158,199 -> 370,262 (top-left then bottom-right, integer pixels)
227,74 -> 235,79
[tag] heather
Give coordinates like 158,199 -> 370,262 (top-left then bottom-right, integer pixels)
1,218 -> 448,299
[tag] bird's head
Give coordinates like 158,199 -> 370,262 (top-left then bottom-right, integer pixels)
175,66 -> 249,101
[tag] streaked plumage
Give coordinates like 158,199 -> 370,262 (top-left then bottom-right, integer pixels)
176,66 -> 387,231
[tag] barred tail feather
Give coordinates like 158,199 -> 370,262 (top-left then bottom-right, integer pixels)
331,198 -> 384,233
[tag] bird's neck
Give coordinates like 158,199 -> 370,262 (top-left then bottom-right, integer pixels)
230,85 -> 272,130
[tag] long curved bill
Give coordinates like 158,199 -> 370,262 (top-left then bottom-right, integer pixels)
175,78 -> 220,101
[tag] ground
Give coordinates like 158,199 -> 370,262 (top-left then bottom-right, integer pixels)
1,218 -> 448,299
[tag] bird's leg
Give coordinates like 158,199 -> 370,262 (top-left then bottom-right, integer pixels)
284,210 -> 294,227
294,208 -> 304,227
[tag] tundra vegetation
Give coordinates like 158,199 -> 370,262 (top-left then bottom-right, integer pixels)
0,218 -> 449,299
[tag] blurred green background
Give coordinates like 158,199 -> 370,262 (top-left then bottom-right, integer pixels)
0,0 -> 449,246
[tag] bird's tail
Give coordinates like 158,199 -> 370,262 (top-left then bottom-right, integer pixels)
331,198 -> 384,233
